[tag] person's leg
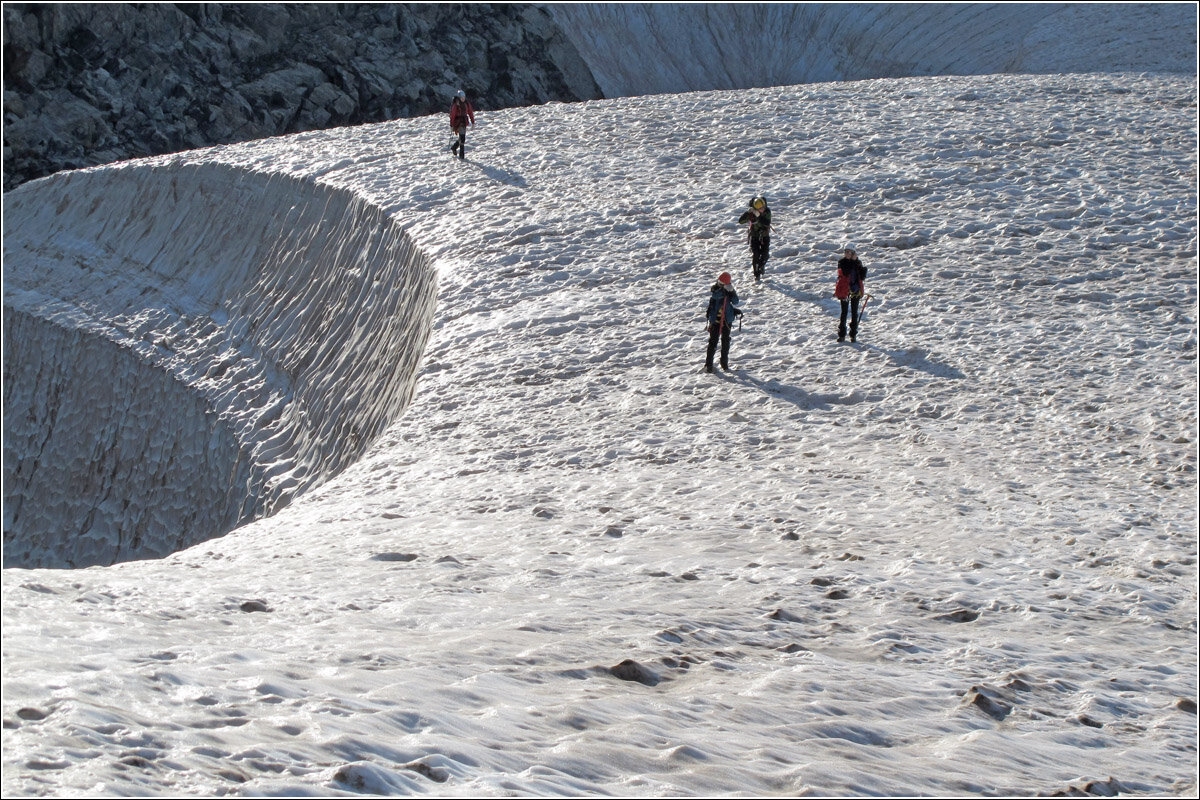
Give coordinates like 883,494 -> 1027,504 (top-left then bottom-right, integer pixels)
752,236 -> 769,278
850,295 -> 861,341
458,128 -> 467,159
720,326 -> 731,369
706,324 -> 720,371
839,300 -> 849,341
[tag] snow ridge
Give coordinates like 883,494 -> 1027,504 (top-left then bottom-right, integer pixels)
2,162 -> 436,567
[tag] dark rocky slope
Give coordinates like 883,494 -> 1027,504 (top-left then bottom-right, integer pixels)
2,3 -> 601,191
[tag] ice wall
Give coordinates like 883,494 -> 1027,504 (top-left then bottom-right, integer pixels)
549,3 -> 1197,98
3,162 -> 437,568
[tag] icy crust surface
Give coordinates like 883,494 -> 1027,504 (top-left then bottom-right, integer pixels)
2,72 -> 1197,796
550,3 -> 1197,98
2,163 -> 436,567
3,307 -> 252,568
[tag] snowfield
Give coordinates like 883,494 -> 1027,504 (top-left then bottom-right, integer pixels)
3,70 -> 1197,796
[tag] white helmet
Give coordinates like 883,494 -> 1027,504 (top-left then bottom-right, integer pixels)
455,90 -> 466,100
842,243 -> 857,253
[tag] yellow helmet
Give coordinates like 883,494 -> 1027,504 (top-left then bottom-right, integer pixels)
752,197 -> 766,210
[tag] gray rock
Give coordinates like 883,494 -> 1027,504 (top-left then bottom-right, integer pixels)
2,3 -> 603,190
610,659 -> 660,687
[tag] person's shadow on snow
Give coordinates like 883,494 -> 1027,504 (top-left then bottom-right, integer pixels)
471,161 -> 527,188
761,280 -> 965,381
866,345 -> 966,379
721,344 -> 962,409
722,371 -> 859,411
761,278 -> 829,309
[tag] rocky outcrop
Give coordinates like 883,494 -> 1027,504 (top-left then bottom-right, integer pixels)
5,4 -> 1194,193
2,3 -> 602,191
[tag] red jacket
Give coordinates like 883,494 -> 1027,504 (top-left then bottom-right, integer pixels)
835,257 -> 866,299
450,99 -> 475,129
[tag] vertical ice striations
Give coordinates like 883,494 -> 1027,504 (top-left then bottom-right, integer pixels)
549,3 -> 1196,98
2,162 -> 437,568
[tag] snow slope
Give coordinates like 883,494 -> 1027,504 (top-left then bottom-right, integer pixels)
3,70 -> 1198,796
549,3 -> 1198,98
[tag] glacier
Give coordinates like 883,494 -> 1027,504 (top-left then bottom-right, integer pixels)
3,163 -> 435,567
548,3 -> 1197,97
0,7 -> 1196,796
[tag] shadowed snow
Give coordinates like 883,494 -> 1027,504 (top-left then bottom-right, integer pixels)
550,3 -> 1197,97
3,163 -> 436,567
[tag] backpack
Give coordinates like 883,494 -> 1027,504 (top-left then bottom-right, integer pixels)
835,259 -> 863,299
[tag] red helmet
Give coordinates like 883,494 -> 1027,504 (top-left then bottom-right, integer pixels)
717,272 -> 732,285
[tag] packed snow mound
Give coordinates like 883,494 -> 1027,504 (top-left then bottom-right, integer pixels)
550,3 -> 1197,97
2,162 -> 436,568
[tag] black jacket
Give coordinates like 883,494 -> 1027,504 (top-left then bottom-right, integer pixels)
837,257 -> 867,296
738,207 -> 772,239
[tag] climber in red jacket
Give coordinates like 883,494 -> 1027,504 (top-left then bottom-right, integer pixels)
449,90 -> 475,160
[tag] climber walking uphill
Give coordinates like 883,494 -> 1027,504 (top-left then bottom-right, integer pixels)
738,196 -> 772,281
835,244 -> 868,342
704,272 -> 744,373
449,89 -> 475,159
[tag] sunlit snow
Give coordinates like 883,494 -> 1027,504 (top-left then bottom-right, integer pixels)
3,44 -> 1197,800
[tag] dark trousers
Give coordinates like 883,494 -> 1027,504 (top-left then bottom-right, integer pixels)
839,295 -> 861,340
451,126 -> 467,158
706,323 -> 731,369
750,235 -> 770,277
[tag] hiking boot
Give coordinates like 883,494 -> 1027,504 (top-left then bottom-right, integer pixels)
705,363 -> 713,373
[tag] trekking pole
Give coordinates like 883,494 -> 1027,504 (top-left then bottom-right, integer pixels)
859,293 -> 872,322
